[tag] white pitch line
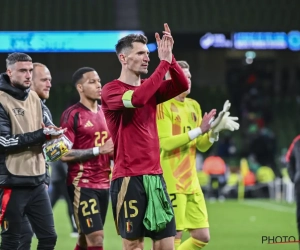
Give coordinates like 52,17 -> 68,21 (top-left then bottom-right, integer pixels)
240,201 -> 295,213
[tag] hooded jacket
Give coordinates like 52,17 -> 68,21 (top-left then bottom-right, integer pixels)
0,73 -> 52,186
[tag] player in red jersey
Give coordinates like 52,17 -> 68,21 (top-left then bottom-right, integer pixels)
60,67 -> 113,250
101,24 -> 189,250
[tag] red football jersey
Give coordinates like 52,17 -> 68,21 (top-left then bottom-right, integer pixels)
101,58 -> 189,180
60,102 -> 111,189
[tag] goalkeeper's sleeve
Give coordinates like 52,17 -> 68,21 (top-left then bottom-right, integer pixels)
196,132 -> 213,152
159,134 -> 191,151
157,104 -> 191,151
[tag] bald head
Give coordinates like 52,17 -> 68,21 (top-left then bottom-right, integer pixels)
31,63 -> 52,100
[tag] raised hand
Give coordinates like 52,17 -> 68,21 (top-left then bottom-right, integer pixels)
155,23 -> 174,63
162,23 -> 174,49
200,109 -> 217,134
156,35 -> 172,63
155,23 -> 173,45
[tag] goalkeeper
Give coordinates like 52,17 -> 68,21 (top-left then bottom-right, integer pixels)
156,60 -> 239,250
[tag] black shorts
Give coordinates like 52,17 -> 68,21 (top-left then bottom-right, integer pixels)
67,185 -> 109,235
110,175 -> 176,240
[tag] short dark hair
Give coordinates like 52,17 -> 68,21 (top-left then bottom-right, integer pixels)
6,52 -> 32,68
72,67 -> 95,86
115,34 -> 148,55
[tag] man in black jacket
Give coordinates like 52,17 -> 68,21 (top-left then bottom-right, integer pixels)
0,53 -> 62,250
286,135 -> 300,237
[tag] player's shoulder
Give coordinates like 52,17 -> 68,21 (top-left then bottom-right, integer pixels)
63,103 -> 82,115
186,98 -> 201,108
61,103 -> 81,121
160,98 -> 173,107
102,80 -> 124,101
102,80 -> 121,90
157,99 -> 173,114
29,90 -> 40,100
29,91 -> 45,107
185,97 -> 198,104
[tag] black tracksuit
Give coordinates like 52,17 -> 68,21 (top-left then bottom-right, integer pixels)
0,73 -> 56,250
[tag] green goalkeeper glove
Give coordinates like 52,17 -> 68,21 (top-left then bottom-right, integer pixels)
211,112 -> 239,133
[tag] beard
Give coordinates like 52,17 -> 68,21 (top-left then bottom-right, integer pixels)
131,69 -> 148,77
36,89 -> 49,100
127,63 -> 148,76
11,80 -> 31,91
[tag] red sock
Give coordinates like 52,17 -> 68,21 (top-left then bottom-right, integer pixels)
87,247 -> 103,250
74,244 -> 86,250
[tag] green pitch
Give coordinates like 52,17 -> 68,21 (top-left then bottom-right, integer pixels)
32,199 -> 297,250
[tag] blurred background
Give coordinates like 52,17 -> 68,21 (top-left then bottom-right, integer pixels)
2,0 -> 300,249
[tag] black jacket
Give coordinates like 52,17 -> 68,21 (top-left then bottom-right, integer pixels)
0,73 -> 52,186
42,100 -> 53,186
286,135 -> 300,192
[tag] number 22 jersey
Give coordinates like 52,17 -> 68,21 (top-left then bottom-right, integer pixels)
60,102 -> 111,189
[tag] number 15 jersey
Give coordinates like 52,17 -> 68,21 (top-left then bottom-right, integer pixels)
60,102 -> 111,189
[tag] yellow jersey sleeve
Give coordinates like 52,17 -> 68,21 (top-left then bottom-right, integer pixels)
157,103 -> 190,151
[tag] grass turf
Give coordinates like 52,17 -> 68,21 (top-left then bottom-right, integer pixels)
31,199 -> 297,250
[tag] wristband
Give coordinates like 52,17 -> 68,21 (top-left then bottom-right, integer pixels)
93,147 -> 100,156
188,127 -> 202,140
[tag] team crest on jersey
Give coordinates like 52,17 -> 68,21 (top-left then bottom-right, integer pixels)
12,108 -> 25,116
191,112 -> 197,122
126,220 -> 133,233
